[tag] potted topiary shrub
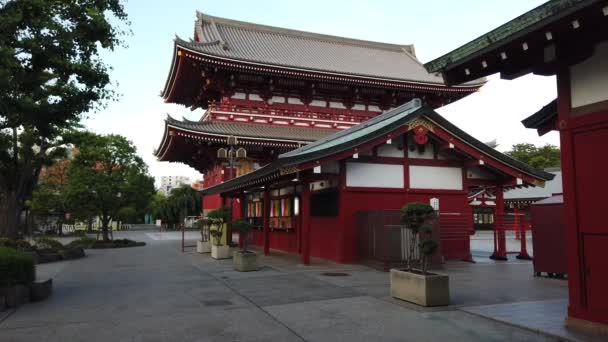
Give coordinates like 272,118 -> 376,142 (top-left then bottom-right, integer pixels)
208,207 -> 231,259
196,218 -> 211,254
0,247 -> 36,308
232,219 -> 259,271
390,202 -> 449,306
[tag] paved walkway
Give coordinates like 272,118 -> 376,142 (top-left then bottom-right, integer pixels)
0,230 -> 572,341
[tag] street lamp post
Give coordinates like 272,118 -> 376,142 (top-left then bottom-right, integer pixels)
217,136 -> 247,246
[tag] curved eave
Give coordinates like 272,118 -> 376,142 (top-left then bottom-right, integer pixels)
201,104 -> 553,196
154,120 -> 175,161
163,40 -> 486,104
423,115 -> 555,184
154,120 -> 317,163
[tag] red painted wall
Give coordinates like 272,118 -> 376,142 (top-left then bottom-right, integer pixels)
203,193 -> 222,211
309,216 -> 342,260
557,68 -> 608,325
340,191 -> 406,263
338,190 -> 472,263
406,192 -> 472,260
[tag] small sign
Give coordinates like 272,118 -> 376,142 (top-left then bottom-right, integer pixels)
430,198 -> 440,211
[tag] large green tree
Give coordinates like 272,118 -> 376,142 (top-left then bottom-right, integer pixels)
505,143 -> 561,169
67,133 -> 154,241
152,187 -> 202,228
0,0 -> 128,238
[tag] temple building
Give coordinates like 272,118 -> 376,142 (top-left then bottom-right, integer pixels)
200,99 -> 553,264
154,12 -> 485,213
424,0 -> 608,330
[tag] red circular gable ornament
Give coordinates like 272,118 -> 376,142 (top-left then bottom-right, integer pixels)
413,126 -> 429,145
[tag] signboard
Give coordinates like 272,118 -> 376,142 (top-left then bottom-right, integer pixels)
430,198 -> 440,211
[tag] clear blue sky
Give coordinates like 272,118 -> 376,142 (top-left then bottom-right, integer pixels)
84,0 -> 558,186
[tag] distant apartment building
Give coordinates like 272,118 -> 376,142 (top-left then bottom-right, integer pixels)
159,176 -> 191,196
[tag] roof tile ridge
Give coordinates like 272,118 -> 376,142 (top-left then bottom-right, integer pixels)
165,113 -> 179,123
196,10 -> 412,53
279,98 -> 422,158
194,12 -> 228,49
175,35 -> 221,48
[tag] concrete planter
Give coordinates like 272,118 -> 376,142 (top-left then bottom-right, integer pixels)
0,284 -> 30,308
197,240 -> 211,254
30,279 -> 53,302
390,269 -> 449,307
60,247 -> 85,260
23,251 -> 39,264
211,245 -> 231,259
37,251 -> 62,264
233,251 -> 259,272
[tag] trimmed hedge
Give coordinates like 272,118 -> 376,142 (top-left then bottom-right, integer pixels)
66,236 -> 97,249
0,238 -> 35,251
0,247 -> 36,287
92,239 -> 146,249
34,237 -> 64,250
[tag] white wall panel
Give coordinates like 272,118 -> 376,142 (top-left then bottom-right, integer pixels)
377,139 -> 404,158
231,92 -> 246,100
309,100 -> 326,107
346,162 -> 404,188
409,166 -> 463,190
570,41 -> 608,108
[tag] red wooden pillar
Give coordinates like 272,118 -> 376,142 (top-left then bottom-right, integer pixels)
263,188 -> 270,255
300,182 -> 311,265
491,186 -> 507,260
516,218 -> 532,260
238,193 -> 245,250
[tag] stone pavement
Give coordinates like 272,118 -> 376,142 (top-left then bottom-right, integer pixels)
0,230 -> 576,341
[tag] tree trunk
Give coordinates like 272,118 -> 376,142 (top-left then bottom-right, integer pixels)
56,218 -> 63,236
87,217 -> 93,232
0,191 -> 21,238
101,214 -> 111,242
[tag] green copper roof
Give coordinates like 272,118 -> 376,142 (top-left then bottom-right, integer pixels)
425,0 -> 594,73
280,99 -> 421,159
200,98 -> 554,195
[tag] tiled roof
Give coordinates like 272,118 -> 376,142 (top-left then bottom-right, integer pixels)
521,99 -> 557,129
165,115 -> 335,143
425,0 -> 591,73
175,12 -> 484,86
505,168 -> 563,200
201,99 -> 555,195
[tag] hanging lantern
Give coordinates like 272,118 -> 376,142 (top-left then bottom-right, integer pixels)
217,147 -> 228,159
236,147 -> 247,159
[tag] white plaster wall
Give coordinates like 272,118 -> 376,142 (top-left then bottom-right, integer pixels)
309,100 -> 326,107
570,41 -> 608,108
407,135 -> 435,159
377,139 -> 404,158
329,101 -> 346,109
346,162 -> 404,188
231,92 -> 246,100
466,166 -> 497,180
321,161 -> 340,174
409,166 -> 463,190
352,104 -> 366,111
249,93 -> 263,102
271,96 -> 285,103
288,97 -> 304,105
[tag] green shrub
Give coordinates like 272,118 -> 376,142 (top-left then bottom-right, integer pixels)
0,238 -> 35,251
401,202 -> 437,274
66,236 -> 97,249
91,239 -> 146,249
34,237 -> 64,251
0,247 -> 36,287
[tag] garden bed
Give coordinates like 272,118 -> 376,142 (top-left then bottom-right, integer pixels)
91,239 -> 146,249
0,237 -> 86,264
